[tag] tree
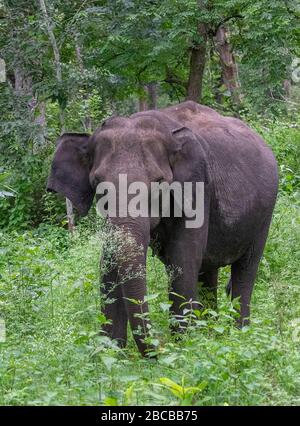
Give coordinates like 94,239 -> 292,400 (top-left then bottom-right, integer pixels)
38,0 -> 75,232
186,1 -> 208,101
214,24 -> 241,104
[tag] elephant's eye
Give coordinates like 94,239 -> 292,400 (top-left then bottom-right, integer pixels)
156,177 -> 164,184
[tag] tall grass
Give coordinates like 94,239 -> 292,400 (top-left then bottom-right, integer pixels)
0,121 -> 299,405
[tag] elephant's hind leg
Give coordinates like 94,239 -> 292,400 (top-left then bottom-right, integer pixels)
198,268 -> 218,310
230,218 -> 271,326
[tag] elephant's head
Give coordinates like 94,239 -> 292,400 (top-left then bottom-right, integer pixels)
47,112 -> 206,355
46,132 -> 94,216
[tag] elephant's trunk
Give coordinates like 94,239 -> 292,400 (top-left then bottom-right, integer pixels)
105,216 -> 152,356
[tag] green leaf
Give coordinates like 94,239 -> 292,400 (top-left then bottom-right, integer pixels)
104,397 -> 118,406
101,355 -> 117,371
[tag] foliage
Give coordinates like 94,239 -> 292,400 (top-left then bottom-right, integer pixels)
0,185 -> 299,405
0,0 -> 300,407
257,120 -> 300,194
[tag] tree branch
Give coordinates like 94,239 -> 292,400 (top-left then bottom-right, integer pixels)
164,66 -> 187,89
210,14 -> 244,37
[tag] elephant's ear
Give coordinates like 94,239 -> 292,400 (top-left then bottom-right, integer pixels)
47,133 -> 95,216
168,126 -> 208,228
169,126 -> 208,184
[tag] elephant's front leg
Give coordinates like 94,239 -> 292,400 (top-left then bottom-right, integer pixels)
169,263 -> 200,330
101,267 -> 128,347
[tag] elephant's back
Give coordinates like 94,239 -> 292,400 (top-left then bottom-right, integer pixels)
163,101 -> 278,199
162,101 -> 276,166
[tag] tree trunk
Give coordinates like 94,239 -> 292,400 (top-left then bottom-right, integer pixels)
186,21 -> 207,102
283,79 -> 291,98
13,68 -> 33,109
138,86 -> 148,111
39,0 -> 65,130
138,84 -> 157,111
215,25 -> 241,105
29,96 -> 47,147
13,68 -> 46,145
35,101 -> 47,145
39,0 -> 74,231
66,198 -> 75,232
146,83 -> 157,109
75,37 -> 92,132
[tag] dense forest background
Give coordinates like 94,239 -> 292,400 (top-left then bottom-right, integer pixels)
0,0 -> 300,406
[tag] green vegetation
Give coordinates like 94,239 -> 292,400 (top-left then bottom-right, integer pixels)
0,0 -> 300,406
0,121 -> 299,406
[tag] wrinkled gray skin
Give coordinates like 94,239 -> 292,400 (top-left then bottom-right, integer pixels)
47,101 -> 278,356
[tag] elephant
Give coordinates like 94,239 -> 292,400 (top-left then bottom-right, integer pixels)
47,101 -> 278,356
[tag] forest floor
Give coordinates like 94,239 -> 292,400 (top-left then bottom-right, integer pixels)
0,123 -> 300,406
